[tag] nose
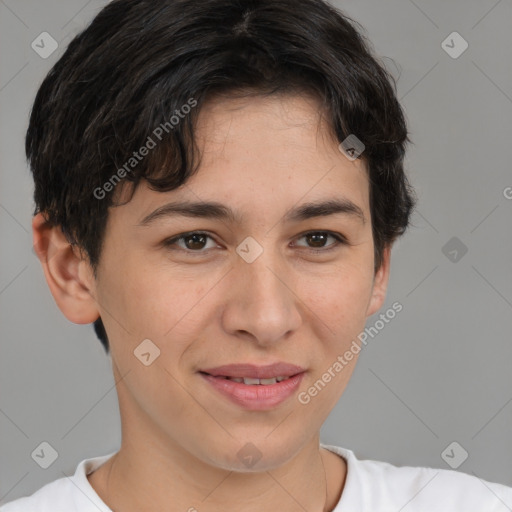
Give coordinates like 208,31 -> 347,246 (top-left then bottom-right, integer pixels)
221,247 -> 302,346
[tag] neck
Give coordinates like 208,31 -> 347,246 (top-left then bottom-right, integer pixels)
102,442 -> 335,512
89,431 -> 345,512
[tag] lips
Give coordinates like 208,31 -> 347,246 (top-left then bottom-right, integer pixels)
208,375 -> 290,385
200,370 -> 305,410
199,362 -> 306,380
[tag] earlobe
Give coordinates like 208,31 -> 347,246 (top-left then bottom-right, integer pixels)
366,245 -> 391,318
32,213 -> 100,324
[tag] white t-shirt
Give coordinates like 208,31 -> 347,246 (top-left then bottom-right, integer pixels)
1,443 -> 511,511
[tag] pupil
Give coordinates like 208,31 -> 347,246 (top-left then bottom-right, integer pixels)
186,234 -> 206,250
308,233 -> 326,248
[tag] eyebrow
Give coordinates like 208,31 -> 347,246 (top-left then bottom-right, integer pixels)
137,197 -> 366,227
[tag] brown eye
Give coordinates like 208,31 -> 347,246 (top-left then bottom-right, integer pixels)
294,231 -> 347,252
163,232 -> 217,252
305,232 -> 329,248
183,233 -> 208,250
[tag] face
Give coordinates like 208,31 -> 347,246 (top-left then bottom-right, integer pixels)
39,93 -> 390,471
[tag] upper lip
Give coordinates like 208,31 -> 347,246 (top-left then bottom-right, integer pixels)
200,363 -> 306,379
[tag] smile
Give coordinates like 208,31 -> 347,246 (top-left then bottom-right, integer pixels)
210,375 -> 291,385
199,371 -> 305,410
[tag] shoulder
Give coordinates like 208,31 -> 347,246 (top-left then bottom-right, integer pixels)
0,452 -> 115,512
0,476 -> 77,512
322,444 -> 512,511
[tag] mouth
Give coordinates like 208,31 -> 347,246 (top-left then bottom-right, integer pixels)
199,362 -> 306,380
198,363 -> 306,410
198,373 -> 295,385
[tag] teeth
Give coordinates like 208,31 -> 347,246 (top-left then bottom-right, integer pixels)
243,377 -> 262,385
223,376 -> 289,385
259,378 -> 278,385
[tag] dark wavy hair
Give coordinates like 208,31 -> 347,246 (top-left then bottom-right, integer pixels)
25,0 -> 416,355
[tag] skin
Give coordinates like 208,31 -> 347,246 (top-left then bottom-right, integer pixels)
33,92 -> 391,512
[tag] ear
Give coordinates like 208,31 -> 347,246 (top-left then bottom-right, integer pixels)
32,212 -> 100,324
366,244 -> 391,318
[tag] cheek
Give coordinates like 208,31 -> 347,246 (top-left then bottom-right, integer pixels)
299,260 -> 375,338
100,264 -> 209,416
295,270 -> 372,418
100,250 -> 213,340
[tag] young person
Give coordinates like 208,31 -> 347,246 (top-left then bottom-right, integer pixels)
2,0 -> 511,510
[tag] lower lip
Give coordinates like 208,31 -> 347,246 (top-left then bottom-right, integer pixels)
200,372 -> 305,410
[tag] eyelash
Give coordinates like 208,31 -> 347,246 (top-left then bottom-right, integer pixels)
162,230 -> 348,255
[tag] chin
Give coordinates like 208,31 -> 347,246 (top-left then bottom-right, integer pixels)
201,437 -> 303,473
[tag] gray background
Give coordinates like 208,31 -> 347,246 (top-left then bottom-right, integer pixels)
1,0 -> 511,505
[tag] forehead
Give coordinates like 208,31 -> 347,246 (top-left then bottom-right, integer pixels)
196,91 -> 336,151
114,93 -> 369,225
